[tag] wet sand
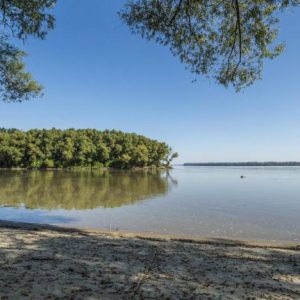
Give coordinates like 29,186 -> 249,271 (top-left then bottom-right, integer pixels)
0,221 -> 299,299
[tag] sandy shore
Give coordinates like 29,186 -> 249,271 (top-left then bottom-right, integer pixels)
0,221 -> 299,299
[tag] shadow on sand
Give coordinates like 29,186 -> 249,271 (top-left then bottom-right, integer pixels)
0,221 -> 299,299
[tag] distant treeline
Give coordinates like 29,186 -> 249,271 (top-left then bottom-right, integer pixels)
0,128 -> 178,169
184,162 -> 300,167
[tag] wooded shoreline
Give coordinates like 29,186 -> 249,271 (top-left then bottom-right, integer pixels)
0,128 -> 178,169
0,165 -> 170,171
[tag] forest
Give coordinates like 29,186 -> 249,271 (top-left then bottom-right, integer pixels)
0,128 -> 178,169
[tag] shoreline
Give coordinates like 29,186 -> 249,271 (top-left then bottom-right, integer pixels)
1,220 -> 299,249
0,220 -> 299,299
0,166 -> 170,171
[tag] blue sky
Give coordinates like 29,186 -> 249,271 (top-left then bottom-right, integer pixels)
0,0 -> 300,163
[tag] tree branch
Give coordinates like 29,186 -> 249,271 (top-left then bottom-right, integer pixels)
235,0 -> 242,67
167,0 -> 183,26
225,0 -> 242,81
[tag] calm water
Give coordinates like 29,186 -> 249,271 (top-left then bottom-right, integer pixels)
0,167 -> 299,242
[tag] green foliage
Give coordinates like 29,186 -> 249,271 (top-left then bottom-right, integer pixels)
2,1 -> 297,100
0,0 -> 56,102
0,128 -> 177,169
120,0 -> 300,90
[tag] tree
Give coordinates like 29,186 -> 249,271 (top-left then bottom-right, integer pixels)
1,1 -> 299,102
166,151 -> 178,167
0,0 -> 56,102
120,0 -> 300,90
0,128 -> 177,169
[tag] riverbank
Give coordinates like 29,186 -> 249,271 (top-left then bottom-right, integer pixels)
0,221 -> 299,299
0,165 -> 169,171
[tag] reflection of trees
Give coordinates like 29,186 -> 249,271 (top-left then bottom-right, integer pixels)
166,170 -> 178,186
0,170 -> 172,210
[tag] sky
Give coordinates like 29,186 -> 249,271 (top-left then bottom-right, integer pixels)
0,0 -> 300,164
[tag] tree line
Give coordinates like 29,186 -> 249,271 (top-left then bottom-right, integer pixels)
0,128 -> 178,169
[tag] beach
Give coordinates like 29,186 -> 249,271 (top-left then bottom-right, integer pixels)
0,221 -> 299,299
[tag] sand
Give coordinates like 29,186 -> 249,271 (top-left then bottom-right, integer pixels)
0,221 -> 299,299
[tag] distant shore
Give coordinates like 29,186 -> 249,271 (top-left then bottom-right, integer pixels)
184,162 -> 300,167
0,220 -> 299,299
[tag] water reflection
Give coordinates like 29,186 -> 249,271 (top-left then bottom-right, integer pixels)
0,169 -> 172,210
